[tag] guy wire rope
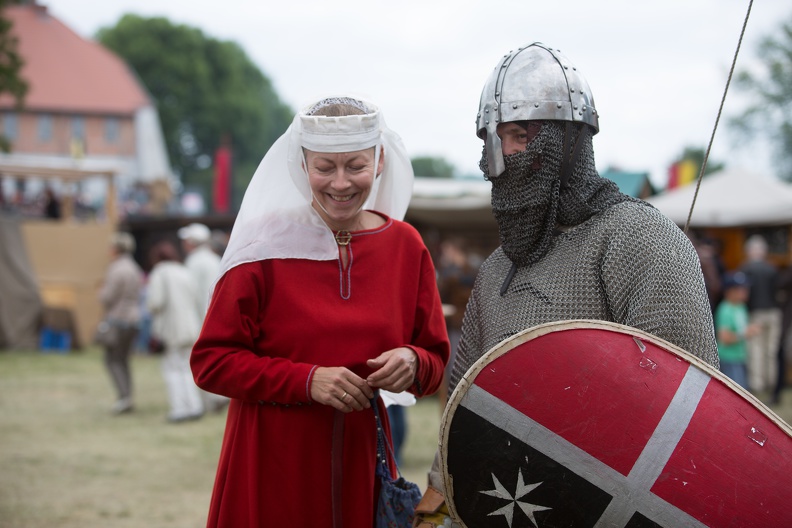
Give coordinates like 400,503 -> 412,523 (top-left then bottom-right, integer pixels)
684,0 -> 754,234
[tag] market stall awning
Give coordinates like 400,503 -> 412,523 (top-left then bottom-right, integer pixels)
646,168 -> 792,227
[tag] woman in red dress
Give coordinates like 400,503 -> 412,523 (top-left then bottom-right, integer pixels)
191,96 -> 450,527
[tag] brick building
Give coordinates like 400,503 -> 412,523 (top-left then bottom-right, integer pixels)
0,2 -> 171,210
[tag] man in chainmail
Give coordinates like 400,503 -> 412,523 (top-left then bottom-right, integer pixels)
414,42 -> 718,527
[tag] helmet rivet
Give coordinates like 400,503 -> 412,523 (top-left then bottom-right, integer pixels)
570,89 -> 575,93
534,103 -> 539,108
574,105 -> 578,110
582,105 -> 587,111
485,109 -> 489,113
557,103 -> 562,109
495,91 -> 500,97
485,120 -> 489,124
512,103 -> 518,109
495,119 -> 499,123
564,65 -> 569,70
579,111 -> 583,116
477,113 -> 481,118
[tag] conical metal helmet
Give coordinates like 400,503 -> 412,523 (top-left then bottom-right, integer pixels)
477,43 -> 599,178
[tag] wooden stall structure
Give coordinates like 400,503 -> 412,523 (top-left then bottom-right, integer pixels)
1,164 -> 117,348
647,168 -> 792,271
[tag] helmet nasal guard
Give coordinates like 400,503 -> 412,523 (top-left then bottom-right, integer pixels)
477,43 -> 599,178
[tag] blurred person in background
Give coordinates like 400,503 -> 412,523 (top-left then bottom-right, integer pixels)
178,222 -> 229,413
98,232 -> 143,414
179,223 -> 221,313
147,240 -> 205,423
435,236 -> 477,407
715,272 -> 758,390
740,235 -> 782,395
771,263 -> 792,404
42,186 -> 61,220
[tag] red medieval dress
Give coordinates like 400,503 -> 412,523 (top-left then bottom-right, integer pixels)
191,216 -> 450,527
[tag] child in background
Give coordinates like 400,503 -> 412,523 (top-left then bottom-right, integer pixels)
715,272 -> 758,390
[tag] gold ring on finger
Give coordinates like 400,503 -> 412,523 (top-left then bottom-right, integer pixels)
341,391 -> 348,402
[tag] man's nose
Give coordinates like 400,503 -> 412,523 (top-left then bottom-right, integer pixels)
502,140 -> 519,156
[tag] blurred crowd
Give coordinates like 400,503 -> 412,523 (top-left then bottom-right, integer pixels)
693,233 -> 792,404
98,223 -> 229,422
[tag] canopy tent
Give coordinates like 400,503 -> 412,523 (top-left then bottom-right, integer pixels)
0,163 -> 118,348
0,216 -> 42,349
646,168 -> 792,227
405,177 -> 495,229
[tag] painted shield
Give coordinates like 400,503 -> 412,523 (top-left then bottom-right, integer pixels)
441,320 -> 792,528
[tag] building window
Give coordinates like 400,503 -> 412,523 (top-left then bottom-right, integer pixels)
38,114 -> 53,141
71,116 -> 85,140
3,112 -> 18,141
104,117 -> 119,143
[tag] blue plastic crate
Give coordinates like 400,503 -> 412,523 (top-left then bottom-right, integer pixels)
39,327 -> 71,353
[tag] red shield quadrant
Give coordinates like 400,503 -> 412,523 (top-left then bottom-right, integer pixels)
441,320 -> 792,528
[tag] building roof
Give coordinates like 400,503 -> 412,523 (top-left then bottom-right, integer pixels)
0,4 -> 150,114
600,168 -> 655,198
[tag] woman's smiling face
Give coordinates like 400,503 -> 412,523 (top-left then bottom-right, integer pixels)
305,147 -> 383,230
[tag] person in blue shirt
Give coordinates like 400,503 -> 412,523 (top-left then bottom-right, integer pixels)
715,272 -> 759,390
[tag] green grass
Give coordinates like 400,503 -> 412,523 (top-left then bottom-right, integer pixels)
2,347 -> 791,528
0,347 -> 443,528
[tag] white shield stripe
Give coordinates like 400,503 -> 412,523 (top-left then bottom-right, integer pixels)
460,364 -> 709,528
596,365 -> 710,526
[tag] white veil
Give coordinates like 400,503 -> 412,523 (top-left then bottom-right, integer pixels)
215,97 -> 415,286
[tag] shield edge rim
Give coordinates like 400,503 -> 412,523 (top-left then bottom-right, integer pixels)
439,318 -> 792,527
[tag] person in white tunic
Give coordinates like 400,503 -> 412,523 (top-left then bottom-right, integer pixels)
146,240 -> 205,422
178,222 -> 230,412
178,223 -> 222,313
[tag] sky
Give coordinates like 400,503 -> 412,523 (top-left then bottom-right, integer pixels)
44,0 -> 791,188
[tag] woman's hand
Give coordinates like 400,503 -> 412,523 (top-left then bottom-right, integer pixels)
310,367 -> 373,412
366,347 -> 417,393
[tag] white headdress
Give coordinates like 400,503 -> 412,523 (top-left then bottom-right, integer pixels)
215,97 -> 414,284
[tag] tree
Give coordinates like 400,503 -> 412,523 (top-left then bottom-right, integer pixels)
411,156 -> 456,178
96,15 -> 293,207
730,14 -> 792,181
0,0 -> 28,152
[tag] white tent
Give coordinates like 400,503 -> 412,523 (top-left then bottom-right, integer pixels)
646,168 -> 792,227
406,177 -> 495,228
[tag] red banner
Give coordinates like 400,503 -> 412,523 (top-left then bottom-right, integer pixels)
667,159 -> 697,190
213,144 -> 232,213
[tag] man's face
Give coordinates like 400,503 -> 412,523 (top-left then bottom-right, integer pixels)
496,121 -> 542,155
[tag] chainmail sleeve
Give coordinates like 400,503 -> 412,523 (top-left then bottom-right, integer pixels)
449,273 -> 484,395
599,203 -> 718,366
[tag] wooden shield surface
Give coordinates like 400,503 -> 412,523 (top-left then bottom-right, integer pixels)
441,320 -> 792,528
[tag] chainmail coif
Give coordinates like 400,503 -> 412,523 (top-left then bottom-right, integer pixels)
482,121 -> 639,268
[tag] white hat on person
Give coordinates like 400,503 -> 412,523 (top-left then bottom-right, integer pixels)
178,223 -> 211,244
